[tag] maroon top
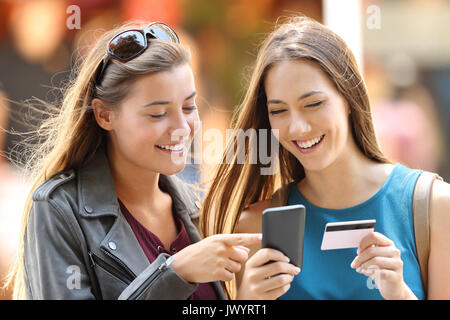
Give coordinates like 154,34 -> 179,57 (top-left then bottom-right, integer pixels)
118,199 -> 218,300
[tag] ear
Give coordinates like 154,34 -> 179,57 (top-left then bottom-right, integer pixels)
92,98 -> 115,131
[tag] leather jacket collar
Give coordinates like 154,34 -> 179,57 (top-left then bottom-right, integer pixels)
77,148 -> 199,221
78,148 -> 204,276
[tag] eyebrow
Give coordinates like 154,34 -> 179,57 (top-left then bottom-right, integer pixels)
267,90 -> 324,105
298,90 -> 323,101
141,91 -> 197,108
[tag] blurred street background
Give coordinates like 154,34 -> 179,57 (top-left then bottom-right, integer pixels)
0,0 -> 449,299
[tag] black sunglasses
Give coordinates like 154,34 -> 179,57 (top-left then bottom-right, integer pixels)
94,22 -> 180,86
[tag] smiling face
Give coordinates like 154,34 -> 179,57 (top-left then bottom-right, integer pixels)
264,59 -> 355,172
96,63 -> 199,176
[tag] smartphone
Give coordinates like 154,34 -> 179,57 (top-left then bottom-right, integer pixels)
262,204 -> 306,268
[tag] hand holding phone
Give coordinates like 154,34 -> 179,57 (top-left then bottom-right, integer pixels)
236,205 -> 304,300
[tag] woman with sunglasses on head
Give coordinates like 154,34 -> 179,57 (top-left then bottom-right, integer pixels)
3,22 -> 261,300
201,16 -> 450,300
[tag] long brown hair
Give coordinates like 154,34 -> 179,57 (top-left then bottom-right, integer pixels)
200,15 -> 389,297
3,21 -> 190,299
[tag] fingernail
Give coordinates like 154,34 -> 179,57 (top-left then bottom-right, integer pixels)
295,267 -> 301,274
356,267 -> 362,273
350,260 -> 355,269
284,256 -> 290,262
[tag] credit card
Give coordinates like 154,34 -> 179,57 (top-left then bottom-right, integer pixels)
320,219 -> 376,250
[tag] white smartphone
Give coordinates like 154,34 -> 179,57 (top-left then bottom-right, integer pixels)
320,219 -> 376,250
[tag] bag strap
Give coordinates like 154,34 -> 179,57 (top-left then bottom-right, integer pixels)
412,171 -> 442,293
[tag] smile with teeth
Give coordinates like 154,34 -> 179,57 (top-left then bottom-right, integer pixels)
156,143 -> 184,151
295,134 -> 325,149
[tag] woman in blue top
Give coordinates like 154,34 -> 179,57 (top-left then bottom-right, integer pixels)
201,16 -> 450,300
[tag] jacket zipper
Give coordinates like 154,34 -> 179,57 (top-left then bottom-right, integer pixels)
89,251 -> 136,285
127,256 -> 173,300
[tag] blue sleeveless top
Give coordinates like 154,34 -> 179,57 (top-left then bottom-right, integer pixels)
279,163 -> 426,300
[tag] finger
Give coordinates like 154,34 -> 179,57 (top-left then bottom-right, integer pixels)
251,260 -> 300,281
358,232 -> 394,254
351,246 -> 400,269
246,248 -> 290,268
227,246 -> 249,263
356,256 -> 402,275
265,283 -> 292,300
217,268 -> 234,282
376,269 -> 399,282
219,233 -> 262,247
234,245 -> 250,253
360,269 -> 399,286
262,261 -> 300,277
257,273 -> 295,293
224,259 -> 242,274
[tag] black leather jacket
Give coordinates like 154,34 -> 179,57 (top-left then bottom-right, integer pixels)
23,148 -> 226,300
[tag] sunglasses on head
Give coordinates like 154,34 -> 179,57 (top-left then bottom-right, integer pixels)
94,22 -> 180,86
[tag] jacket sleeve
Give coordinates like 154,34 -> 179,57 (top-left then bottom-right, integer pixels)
118,253 -> 198,300
24,199 -> 96,300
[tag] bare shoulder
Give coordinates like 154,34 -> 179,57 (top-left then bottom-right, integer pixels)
427,178 -> 450,298
235,199 -> 272,234
430,178 -> 450,225
431,178 -> 450,198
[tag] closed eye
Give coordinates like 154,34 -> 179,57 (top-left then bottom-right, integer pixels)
305,101 -> 323,108
269,109 -> 287,115
183,105 -> 197,113
150,112 -> 167,119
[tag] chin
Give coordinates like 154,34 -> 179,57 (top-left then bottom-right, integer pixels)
301,161 -> 327,172
289,150 -> 330,172
159,163 -> 186,176
301,155 -> 336,172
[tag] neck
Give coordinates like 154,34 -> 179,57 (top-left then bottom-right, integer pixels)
299,143 -> 390,209
107,145 -> 163,211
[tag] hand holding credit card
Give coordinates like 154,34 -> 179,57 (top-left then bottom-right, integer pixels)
321,219 -> 376,250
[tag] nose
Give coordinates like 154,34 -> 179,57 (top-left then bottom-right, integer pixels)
168,110 -> 191,143
288,112 -> 312,136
